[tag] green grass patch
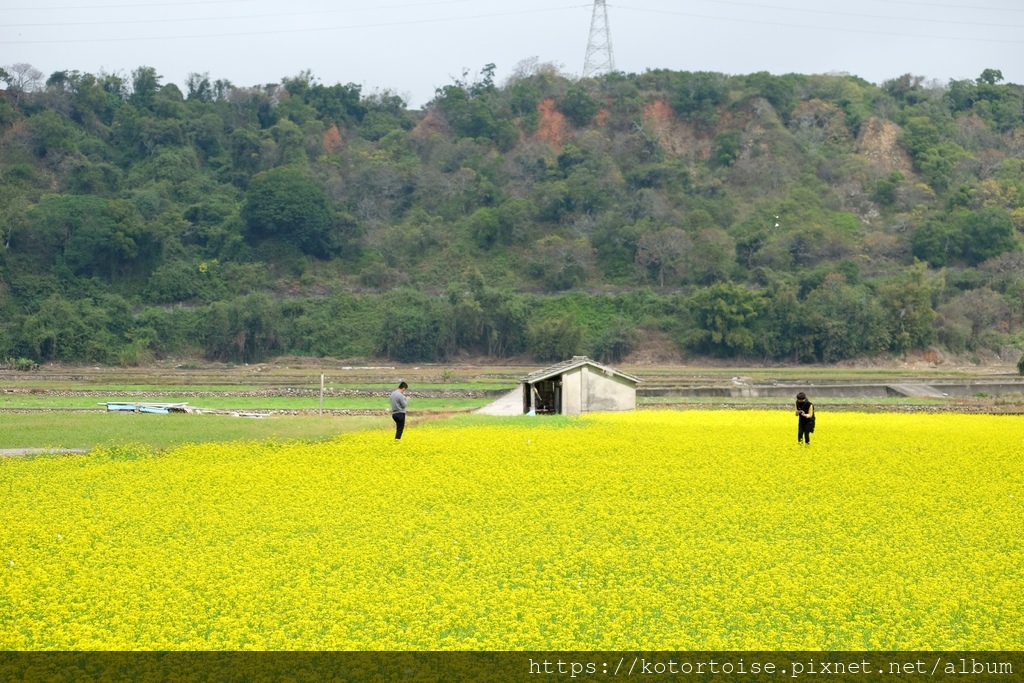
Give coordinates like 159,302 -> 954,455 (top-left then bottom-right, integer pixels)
0,412 -> 389,450
0,396 -> 491,411
0,380 -> 518,391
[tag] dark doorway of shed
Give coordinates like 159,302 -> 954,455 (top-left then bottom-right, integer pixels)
526,379 -> 561,415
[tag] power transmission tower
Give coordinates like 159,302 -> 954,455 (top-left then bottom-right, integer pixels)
583,0 -> 615,78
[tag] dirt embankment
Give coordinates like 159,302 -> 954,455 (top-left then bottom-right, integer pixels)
0,388 -> 504,399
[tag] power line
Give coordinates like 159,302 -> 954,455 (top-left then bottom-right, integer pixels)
6,0 -> 1017,30
1,0 -> 259,10
859,0 -> 1024,12
0,4 -> 591,44
689,0 -> 1024,28
4,0 -> 498,28
0,0 -> 489,16
608,3 -> 1024,44
6,0 -> 1015,13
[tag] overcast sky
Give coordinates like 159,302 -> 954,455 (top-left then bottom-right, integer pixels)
2,0 -> 1022,108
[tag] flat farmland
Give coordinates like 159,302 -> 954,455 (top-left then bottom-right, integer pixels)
1,410 -> 1021,650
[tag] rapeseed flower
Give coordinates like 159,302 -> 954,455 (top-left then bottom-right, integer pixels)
0,411 -> 1020,650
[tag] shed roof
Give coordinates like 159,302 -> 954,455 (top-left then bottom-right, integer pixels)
521,356 -> 641,385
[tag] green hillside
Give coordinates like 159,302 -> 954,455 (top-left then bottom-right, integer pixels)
1,63 -> 1022,365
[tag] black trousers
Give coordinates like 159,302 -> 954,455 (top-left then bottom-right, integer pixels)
798,421 -> 811,443
393,412 -> 406,439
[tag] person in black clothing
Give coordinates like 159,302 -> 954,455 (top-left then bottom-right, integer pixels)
795,392 -> 814,444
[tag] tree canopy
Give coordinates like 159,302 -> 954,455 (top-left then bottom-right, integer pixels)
0,61 -> 1022,365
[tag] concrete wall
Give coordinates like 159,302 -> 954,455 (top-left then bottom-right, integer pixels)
639,379 -> 1024,399
562,368 -> 583,415
532,365 -> 638,415
580,366 -> 637,413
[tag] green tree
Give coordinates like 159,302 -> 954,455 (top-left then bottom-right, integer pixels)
558,86 -> 600,127
683,282 -> 764,356
527,315 -> 585,362
911,218 -> 958,267
15,195 -> 151,278
19,295 -> 117,362
873,171 -> 904,206
129,66 -> 162,110
229,127 -> 263,177
802,274 -> 889,362
875,262 -> 939,353
959,207 -> 1017,265
431,65 -> 518,150
376,289 -> 453,362
711,129 -> 741,168
468,207 -> 503,249
667,71 -> 729,127
20,295 -> 85,360
241,166 -> 335,256
744,71 -> 804,118
185,72 -> 213,102
62,198 -> 149,278
593,316 -> 638,363
915,143 -> 968,191
26,111 -> 78,157
479,288 -> 528,357
204,294 -> 282,362
913,207 -> 1018,267
752,281 -> 814,362
282,71 -> 366,125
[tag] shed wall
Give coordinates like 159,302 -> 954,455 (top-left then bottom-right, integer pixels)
562,368 -> 583,416
582,366 -> 637,412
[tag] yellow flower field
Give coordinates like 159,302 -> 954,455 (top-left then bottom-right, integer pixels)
1,410 -> 1021,650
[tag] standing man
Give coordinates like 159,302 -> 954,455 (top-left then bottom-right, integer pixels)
795,391 -> 814,445
390,381 -> 409,440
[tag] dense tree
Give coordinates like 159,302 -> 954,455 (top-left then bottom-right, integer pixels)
802,274 -> 889,362
25,111 -> 79,157
936,287 -> 1010,352
875,262 -> 940,353
527,315 -> 585,362
666,71 -> 729,127
129,66 -> 162,110
241,166 -> 335,257
557,86 -> 600,127
1,61 -> 1022,364
683,282 -> 764,356
914,206 -> 1018,267
281,71 -> 366,126
376,289 -> 453,361
204,294 -> 281,363
12,195 -> 151,278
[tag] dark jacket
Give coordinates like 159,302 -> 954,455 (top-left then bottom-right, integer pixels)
796,400 -> 815,432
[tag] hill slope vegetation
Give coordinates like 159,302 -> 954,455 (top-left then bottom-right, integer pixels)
1,63 -> 1023,365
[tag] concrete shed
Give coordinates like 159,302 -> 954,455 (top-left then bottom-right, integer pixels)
520,356 -> 640,416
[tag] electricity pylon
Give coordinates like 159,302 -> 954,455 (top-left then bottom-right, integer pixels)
582,0 -> 615,78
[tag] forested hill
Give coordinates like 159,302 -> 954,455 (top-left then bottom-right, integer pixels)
1,63 -> 1023,367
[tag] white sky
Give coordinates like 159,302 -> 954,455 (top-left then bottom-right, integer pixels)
2,0 -> 1022,108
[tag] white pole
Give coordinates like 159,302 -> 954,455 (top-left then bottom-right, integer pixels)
320,373 -> 324,416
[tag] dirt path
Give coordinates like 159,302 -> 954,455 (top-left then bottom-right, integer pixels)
0,448 -> 87,457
